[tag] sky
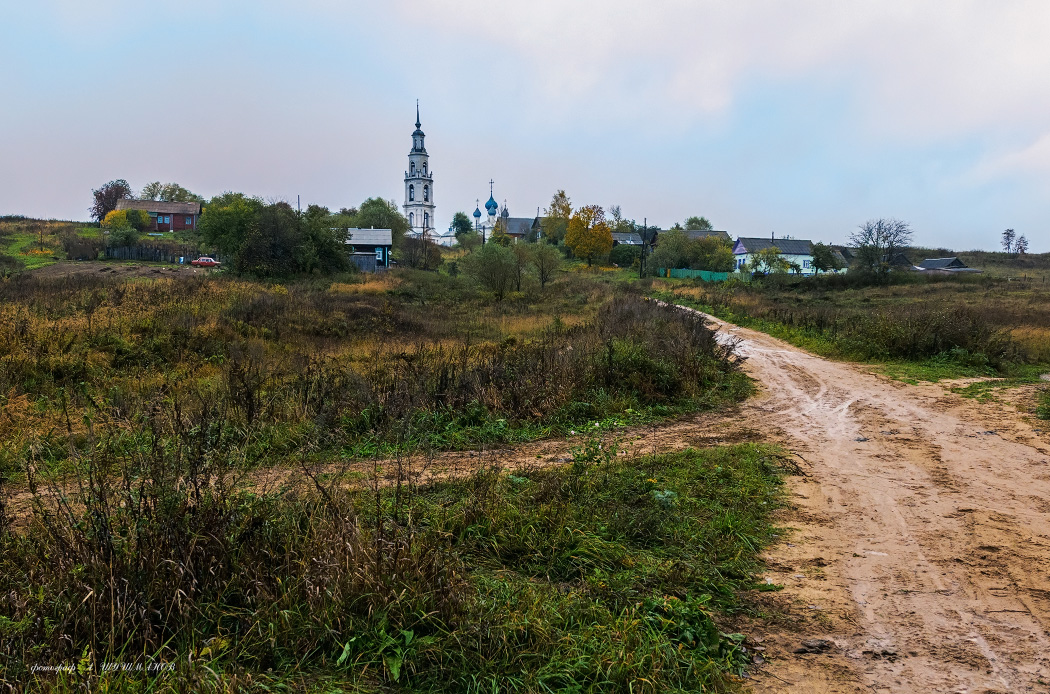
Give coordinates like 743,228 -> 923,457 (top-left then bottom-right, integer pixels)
2,1 -> 1049,252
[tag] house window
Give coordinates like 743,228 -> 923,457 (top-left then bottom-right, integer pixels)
375,248 -> 383,262
423,185 -> 429,202
803,260 -> 811,268
423,162 -> 427,175
409,212 -> 414,227
424,212 -> 429,228
409,185 -> 415,202
163,216 -> 170,224
185,216 -> 192,225
410,162 -> 415,174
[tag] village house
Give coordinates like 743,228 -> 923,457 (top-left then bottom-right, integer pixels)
345,228 -> 392,273
733,236 -> 817,275
115,199 -> 201,232
500,211 -> 536,241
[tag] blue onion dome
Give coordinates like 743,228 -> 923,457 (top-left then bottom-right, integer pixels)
485,195 -> 498,214
473,206 -> 482,219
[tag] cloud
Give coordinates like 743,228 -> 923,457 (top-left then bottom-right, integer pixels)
389,0 -> 1050,139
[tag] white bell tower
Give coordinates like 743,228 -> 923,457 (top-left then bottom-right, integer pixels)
404,101 -> 435,237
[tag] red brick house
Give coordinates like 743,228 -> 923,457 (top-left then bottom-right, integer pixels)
115,200 -> 201,232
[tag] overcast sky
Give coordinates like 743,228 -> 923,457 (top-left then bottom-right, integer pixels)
2,1 -> 1048,251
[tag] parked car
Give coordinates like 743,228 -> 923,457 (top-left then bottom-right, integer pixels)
190,257 -> 221,268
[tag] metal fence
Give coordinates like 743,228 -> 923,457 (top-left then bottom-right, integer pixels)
658,268 -> 731,281
105,244 -> 213,264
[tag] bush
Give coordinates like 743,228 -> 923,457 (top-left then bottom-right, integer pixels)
107,226 -> 141,247
1037,388 -> 1050,420
462,242 -> 516,300
59,232 -> 104,260
609,243 -> 640,268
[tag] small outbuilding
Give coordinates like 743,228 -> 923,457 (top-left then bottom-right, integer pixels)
345,228 -> 393,272
917,257 -> 981,273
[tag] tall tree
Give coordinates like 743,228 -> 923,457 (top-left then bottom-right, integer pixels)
811,242 -> 843,274
140,182 -> 203,203
463,243 -> 517,301
198,192 -> 264,257
355,198 -> 409,248
1015,234 -> 1029,255
236,202 -> 298,276
849,218 -> 913,275
530,242 -> 561,289
693,236 -> 735,272
451,211 -> 473,237
684,216 -> 713,231
541,190 -> 572,244
299,204 -> 349,274
89,179 -> 132,222
1001,228 -> 1016,253
565,205 -> 612,266
650,228 -> 693,271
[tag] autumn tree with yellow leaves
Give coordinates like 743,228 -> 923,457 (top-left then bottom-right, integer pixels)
565,205 -> 612,266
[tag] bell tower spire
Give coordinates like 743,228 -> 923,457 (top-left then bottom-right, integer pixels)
404,101 -> 434,238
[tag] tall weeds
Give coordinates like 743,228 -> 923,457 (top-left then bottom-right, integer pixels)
0,274 -> 748,476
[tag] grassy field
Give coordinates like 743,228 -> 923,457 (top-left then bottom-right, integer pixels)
0,268 -> 749,481
909,246 -> 1050,282
0,264 -> 779,691
0,217 -> 91,271
1,433 -> 788,691
657,271 -> 1050,385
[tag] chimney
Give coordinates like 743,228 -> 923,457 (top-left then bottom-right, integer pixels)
771,231 -> 774,241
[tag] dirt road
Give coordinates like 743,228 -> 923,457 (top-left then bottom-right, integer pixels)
704,313 -> 1050,692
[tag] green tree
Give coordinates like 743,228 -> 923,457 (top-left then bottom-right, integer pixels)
108,226 -> 140,248
649,228 -> 693,271
541,190 -> 572,244
684,216 -> 713,231
141,181 -> 204,202
235,202 -> 298,276
457,230 -> 482,253
451,211 -> 473,237
198,192 -> 264,258
693,236 -> 735,272
748,247 -> 791,274
565,205 -> 612,266
90,179 -> 132,222
512,243 -> 532,291
530,242 -> 562,289
299,204 -> 349,274
609,243 -> 640,268
356,198 -> 409,249
810,242 -> 842,274
462,242 -> 517,301
124,209 -> 153,231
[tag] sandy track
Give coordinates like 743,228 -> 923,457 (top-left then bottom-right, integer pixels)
703,314 -> 1050,692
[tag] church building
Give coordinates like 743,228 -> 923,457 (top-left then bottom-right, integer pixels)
404,104 -> 437,241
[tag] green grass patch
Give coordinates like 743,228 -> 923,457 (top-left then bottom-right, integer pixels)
1036,387 -> 1050,420
1,442 -> 787,692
